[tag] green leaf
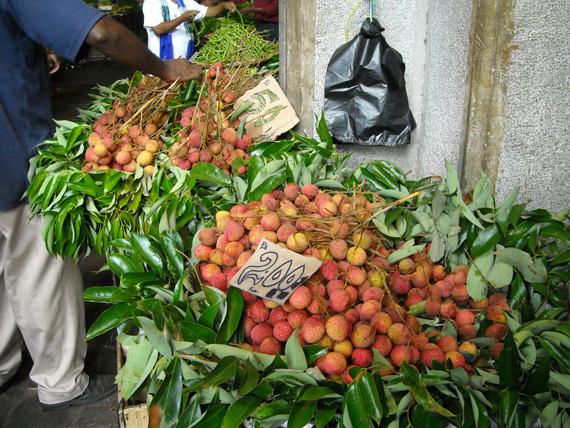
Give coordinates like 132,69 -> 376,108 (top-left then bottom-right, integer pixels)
179,321 -> 217,344
116,337 -> 155,400
466,250 -> 494,301
206,344 -> 275,371
499,389 -> 518,427
288,397 -> 317,428
345,382 -> 373,428
221,395 -> 262,428
150,357 -> 182,427
285,328 -> 307,370
399,363 -> 455,418
303,345 -> 328,366
486,255 -> 514,289
445,160 -> 459,194
198,302 -> 220,330
522,355 -> 550,395
508,273 -> 527,310
86,302 -> 135,340
540,402 -> 558,428
161,235 -> 185,279
120,271 -> 159,287
358,372 -> 383,423
298,386 -> 340,401
386,244 -> 426,265
238,359 -> 260,396
107,254 -> 137,276
248,174 -> 286,202
191,403 -> 226,428
190,162 -> 231,186
495,247 -> 547,283
315,404 -> 337,428
216,286 -> 244,344
83,286 -> 117,303
549,249 -> 570,266
538,338 -> 570,372
177,394 -> 202,427
498,335 -> 520,389
471,225 -> 502,258
131,233 -> 164,276
203,356 -> 239,387
137,316 -> 173,359
411,405 -> 446,428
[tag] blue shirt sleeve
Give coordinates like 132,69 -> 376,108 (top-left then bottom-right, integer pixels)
7,0 -> 104,62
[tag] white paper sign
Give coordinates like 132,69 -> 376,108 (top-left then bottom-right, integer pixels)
229,239 -> 323,305
234,75 -> 299,142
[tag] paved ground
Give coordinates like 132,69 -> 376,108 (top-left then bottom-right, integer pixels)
0,59 -> 136,428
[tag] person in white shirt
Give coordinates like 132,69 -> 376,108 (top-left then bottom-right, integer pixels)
143,0 -> 236,60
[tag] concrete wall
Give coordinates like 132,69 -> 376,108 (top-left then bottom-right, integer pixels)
281,0 -> 570,212
311,0 -> 473,181
494,1 -> 570,212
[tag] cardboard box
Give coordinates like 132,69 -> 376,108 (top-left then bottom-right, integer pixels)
117,343 -> 148,428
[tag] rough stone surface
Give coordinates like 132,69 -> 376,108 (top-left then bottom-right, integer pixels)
495,1 -> 570,211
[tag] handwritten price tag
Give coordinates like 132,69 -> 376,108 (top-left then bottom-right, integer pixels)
229,239 -> 323,305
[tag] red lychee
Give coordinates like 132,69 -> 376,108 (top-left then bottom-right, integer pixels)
300,317 -> 326,344
322,352 -> 348,376
351,348 -> 373,368
387,323 -> 412,346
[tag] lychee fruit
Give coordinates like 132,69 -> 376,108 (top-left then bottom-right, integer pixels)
485,323 -> 508,340
333,340 -> 354,358
346,247 -> 367,267
273,320 -> 294,342
288,286 -> 312,309
286,232 -> 309,253
322,351 -> 348,376
325,314 -> 350,342
435,335 -> 458,354
351,348 -> 373,368
249,299 -> 270,323
259,336 -> 282,355
300,317 -> 326,344
250,323 -> 274,344
445,351 -> 466,368
328,239 -> 348,260
329,289 -> 351,313
371,334 -> 393,357
287,309 -> 310,329
387,323 -> 412,346
421,343 -> 445,369
351,322 -> 376,348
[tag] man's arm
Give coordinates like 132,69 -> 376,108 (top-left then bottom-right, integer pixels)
86,16 -> 202,82
204,2 -> 236,17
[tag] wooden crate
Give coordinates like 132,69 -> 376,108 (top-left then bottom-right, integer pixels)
117,343 -> 149,428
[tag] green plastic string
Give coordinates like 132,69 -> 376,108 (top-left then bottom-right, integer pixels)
345,0 -> 362,43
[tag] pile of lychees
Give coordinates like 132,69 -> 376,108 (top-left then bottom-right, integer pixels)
85,75 -> 173,175
84,61 -> 258,177
170,61 -> 254,176
193,184 -> 510,382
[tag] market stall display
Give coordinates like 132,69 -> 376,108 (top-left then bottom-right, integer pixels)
28,47 -> 570,428
82,150 -> 570,427
27,61 -> 277,259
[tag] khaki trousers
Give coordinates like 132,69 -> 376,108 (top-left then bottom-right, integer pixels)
0,204 -> 88,404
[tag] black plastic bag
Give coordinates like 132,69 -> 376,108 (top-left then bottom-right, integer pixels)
324,18 -> 416,146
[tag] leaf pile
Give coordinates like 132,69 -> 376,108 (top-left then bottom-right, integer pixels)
84,133 -> 570,427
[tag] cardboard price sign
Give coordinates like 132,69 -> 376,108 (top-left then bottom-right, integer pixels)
234,75 -> 299,142
229,239 -> 322,305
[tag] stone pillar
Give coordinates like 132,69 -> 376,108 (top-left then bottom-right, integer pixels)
281,0 -> 317,137
462,0 -> 516,192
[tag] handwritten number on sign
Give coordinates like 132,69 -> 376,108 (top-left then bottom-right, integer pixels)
237,251 -> 310,300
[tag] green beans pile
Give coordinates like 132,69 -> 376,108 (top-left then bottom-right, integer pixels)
193,20 -> 279,65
